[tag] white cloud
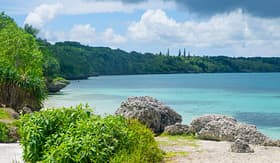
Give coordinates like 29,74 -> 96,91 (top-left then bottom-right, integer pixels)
128,9 -> 280,56
41,24 -> 126,46
24,3 -> 62,28
101,28 -> 127,44
69,24 -> 96,44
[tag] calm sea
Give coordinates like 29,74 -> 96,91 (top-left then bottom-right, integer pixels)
45,73 -> 280,139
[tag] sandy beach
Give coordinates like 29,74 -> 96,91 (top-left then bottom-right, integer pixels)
0,143 -> 22,163
156,136 -> 280,163
1,138 -> 280,163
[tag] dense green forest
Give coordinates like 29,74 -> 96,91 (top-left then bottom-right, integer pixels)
39,40 -> 280,79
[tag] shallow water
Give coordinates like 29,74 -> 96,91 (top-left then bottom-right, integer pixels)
45,73 -> 280,139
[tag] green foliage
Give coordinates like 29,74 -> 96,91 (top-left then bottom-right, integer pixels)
43,41 -> 280,79
0,122 -> 9,142
157,134 -> 198,148
20,105 -> 163,163
0,108 -> 11,119
37,39 -> 61,79
24,24 -> 39,37
0,13 -> 46,111
111,119 -> 163,163
0,108 -> 20,143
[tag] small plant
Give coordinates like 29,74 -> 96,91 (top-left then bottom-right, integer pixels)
0,108 -> 20,143
20,105 -> 163,163
0,122 -> 9,142
0,108 -> 11,119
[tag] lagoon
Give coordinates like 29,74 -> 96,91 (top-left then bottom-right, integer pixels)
45,73 -> 280,139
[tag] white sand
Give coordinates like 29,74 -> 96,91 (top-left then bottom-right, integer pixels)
0,143 -> 22,163
157,137 -> 280,163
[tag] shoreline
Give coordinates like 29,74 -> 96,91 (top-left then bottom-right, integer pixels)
68,72 -> 280,80
157,137 -> 280,163
2,138 -> 280,163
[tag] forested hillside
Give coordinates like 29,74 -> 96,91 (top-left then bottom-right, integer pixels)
40,41 -> 280,79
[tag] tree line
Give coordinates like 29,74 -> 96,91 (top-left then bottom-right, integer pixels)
40,41 -> 280,79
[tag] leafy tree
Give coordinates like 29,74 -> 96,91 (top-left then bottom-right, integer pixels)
24,24 -> 39,37
166,48 -> 170,56
0,13 -> 46,112
178,49 -> 181,57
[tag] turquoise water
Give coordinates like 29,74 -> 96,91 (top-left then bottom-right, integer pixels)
45,73 -> 280,139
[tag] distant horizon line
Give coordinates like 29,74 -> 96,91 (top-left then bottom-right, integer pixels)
49,40 -> 280,58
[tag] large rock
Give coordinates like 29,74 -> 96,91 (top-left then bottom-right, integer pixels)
164,123 -> 191,135
47,78 -> 70,93
231,139 -> 254,153
190,114 -> 269,145
263,139 -> 280,147
115,96 -> 182,133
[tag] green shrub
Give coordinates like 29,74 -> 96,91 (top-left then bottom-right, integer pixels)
0,108 -> 11,119
110,119 -> 163,163
0,122 -> 9,142
0,13 -> 46,111
20,105 -> 163,163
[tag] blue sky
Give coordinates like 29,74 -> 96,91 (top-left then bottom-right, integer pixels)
1,0 -> 280,56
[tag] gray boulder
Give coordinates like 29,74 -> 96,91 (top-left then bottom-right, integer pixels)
21,106 -> 33,114
164,123 -> 191,135
115,96 -> 182,133
235,123 -> 268,145
47,78 -> 70,93
231,139 -> 254,153
190,114 -> 269,145
263,139 -> 280,147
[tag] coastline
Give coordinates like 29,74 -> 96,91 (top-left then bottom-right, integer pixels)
157,137 -> 280,163
3,138 -> 280,163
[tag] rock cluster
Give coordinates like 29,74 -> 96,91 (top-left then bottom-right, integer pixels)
164,123 -> 191,135
115,96 -> 182,133
231,139 -> 254,153
115,97 -> 276,147
190,114 -> 269,145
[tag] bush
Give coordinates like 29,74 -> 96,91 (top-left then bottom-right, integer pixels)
20,105 -> 163,163
0,122 -> 9,142
0,108 -> 20,143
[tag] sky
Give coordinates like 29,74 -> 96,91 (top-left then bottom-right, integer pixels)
1,0 -> 280,56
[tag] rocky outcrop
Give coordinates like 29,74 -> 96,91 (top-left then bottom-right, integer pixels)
47,78 -> 70,93
115,96 -> 182,134
231,139 -> 254,153
21,106 -> 32,114
164,123 -> 191,135
263,139 -> 280,147
190,114 -> 269,145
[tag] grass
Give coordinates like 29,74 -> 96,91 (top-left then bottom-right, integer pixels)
0,108 -> 11,119
156,133 -> 200,163
0,108 -> 19,143
165,151 -> 190,158
164,151 -> 190,163
157,134 -> 199,147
